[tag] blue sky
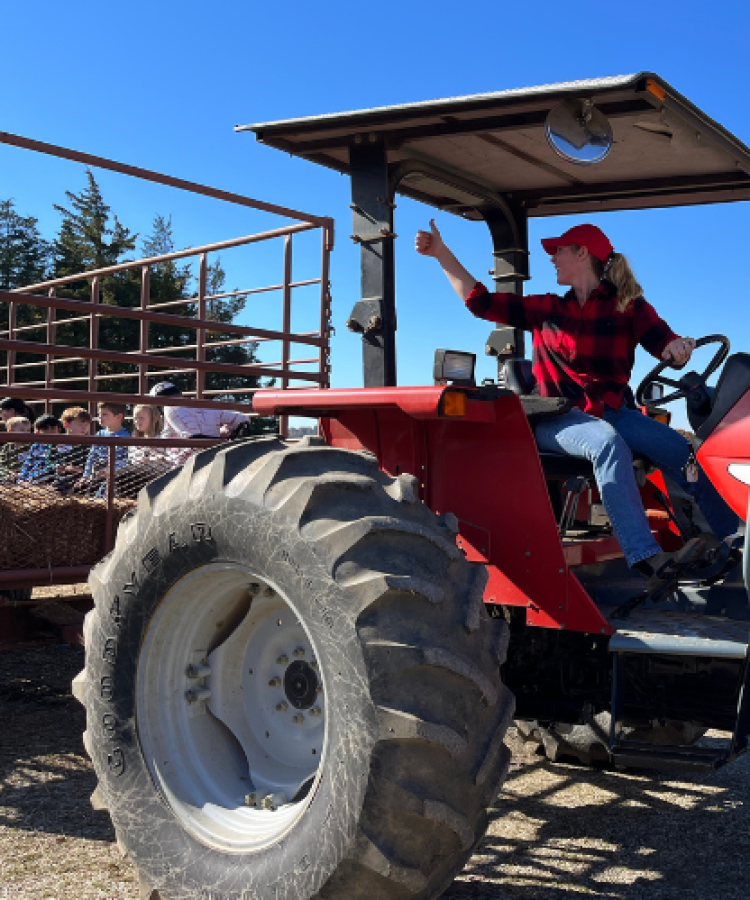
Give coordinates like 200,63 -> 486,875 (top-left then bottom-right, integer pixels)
2,0 -> 749,429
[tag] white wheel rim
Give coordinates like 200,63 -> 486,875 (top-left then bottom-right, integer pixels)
136,563 -> 326,852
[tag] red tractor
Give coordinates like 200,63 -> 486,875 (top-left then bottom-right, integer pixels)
73,74 -> 750,900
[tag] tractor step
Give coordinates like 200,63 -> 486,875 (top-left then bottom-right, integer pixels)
609,609 -> 750,658
611,741 -> 727,773
608,609 -> 750,772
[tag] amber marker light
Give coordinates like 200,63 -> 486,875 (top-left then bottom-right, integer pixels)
645,79 -> 667,102
440,391 -> 467,417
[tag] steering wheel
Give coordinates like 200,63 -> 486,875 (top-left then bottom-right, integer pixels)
635,334 -> 730,408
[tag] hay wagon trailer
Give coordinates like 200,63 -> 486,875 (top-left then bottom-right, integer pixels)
0,134 -> 333,644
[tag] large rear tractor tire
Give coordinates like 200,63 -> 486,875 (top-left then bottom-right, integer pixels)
516,714 -> 705,767
73,436 -> 515,900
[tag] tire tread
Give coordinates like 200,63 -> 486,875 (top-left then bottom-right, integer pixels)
73,438 -> 515,900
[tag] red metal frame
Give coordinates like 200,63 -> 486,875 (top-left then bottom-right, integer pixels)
255,387 -> 611,635
0,128 -> 334,423
256,380 -> 750,634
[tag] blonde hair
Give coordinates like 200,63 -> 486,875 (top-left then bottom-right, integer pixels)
132,404 -> 163,438
61,406 -> 91,424
588,250 -> 643,313
607,253 -> 643,313
6,416 -> 30,432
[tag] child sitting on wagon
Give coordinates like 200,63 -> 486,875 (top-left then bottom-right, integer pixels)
0,416 -> 32,482
18,415 -> 64,485
0,397 -> 36,428
76,401 -> 129,497
116,404 -> 173,498
54,407 -> 93,493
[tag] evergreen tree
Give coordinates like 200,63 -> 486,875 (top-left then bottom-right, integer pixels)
0,199 -> 50,289
142,214 -> 196,363
54,170 -> 136,276
2,176 -> 278,432
207,263 -> 278,434
143,215 -> 193,312
52,170 -> 140,389
0,199 -> 51,384
138,219 -> 276,431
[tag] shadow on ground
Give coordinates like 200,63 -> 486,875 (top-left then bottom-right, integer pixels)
2,647 -> 749,899
0,646 -> 115,842
444,730 -> 750,900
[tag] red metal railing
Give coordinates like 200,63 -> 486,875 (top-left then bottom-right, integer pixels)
0,131 -> 334,591
1,223 -> 332,416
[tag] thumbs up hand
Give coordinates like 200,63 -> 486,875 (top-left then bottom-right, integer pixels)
415,219 -> 444,258
414,219 -> 476,300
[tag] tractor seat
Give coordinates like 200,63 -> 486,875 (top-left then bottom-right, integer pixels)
536,452 -> 651,483
502,358 -> 536,396
502,359 -> 574,422
500,358 -> 653,482
539,452 -> 595,480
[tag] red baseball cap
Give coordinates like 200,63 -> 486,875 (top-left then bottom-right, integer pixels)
541,224 -> 613,262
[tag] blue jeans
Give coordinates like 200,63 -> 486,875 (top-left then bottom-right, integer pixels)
534,406 -> 739,567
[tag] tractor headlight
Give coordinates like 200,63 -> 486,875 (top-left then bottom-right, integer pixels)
433,350 -> 476,386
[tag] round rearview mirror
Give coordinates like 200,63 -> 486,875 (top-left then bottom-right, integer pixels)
545,99 -> 613,165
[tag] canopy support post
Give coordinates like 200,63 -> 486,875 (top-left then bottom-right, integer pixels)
480,203 -> 530,361
347,137 -> 397,388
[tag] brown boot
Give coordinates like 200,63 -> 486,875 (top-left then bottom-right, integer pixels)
633,537 -> 707,590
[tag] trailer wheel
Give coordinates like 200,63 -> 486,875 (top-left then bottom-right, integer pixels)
516,714 -> 705,767
73,436 -> 515,900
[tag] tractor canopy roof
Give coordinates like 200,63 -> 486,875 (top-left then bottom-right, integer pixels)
238,73 -> 750,219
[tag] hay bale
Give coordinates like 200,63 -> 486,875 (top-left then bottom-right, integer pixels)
0,485 -> 135,571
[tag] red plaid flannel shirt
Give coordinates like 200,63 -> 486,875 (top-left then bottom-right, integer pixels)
466,280 -> 679,417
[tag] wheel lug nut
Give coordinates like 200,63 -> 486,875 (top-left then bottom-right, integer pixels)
309,706 -> 322,717
292,713 -> 305,724
276,654 -> 289,665
262,792 -> 286,810
263,587 -> 275,598
247,583 -> 261,596
185,687 -> 211,704
293,646 -> 305,659
268,677 -> 281,688
310,660 -> 319,670
244,792 -> 257,806
275,702 -> 288,712
316,686 -> 323,695
186,663 -> 211,680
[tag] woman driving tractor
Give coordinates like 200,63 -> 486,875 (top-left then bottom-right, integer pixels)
416,220 -> 740,585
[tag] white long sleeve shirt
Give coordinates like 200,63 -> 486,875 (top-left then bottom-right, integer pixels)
160,405 -> 250,439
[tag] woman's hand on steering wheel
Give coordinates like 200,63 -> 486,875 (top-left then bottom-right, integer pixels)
636,334 -> 731,408
662,336 -> 696,367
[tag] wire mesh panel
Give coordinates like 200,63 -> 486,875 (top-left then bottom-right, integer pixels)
0,440 -> 131,573
0,485 -> 132,572
0,421 -> 304,589
0,433 -> 220,586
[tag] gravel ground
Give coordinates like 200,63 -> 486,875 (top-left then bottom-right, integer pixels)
2,645 -> 749,900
